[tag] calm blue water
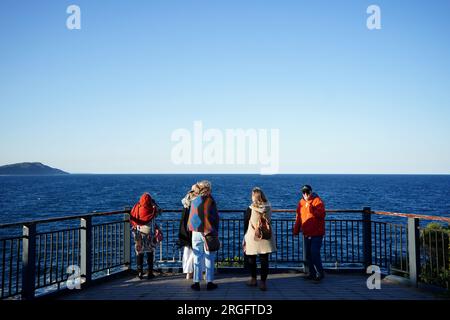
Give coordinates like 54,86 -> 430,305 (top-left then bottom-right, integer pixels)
0,174 -> 449,226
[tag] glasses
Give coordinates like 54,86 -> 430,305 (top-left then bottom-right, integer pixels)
302,190 -> 311,195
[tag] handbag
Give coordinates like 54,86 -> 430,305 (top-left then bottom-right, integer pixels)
153,224 -> 163,244
204,234 -> 221,252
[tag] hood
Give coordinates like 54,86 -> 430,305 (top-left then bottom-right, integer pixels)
139,193 -> 153,207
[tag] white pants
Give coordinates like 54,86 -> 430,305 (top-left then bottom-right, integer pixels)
183,246 -> 205,274
182,246 -> 195,273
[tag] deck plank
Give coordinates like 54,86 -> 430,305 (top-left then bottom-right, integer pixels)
60,273 -> 442,300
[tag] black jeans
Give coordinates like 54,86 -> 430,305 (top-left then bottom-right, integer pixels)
246,254 -> 269,281
137,252 -> 154,273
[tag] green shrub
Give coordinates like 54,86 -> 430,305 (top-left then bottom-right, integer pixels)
217,256 -> 244,267
420,222 -> 449,290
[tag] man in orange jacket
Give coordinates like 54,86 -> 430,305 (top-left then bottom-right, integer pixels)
293,185 -> 326,281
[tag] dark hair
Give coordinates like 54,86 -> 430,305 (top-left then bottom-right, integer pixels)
301,185 -> 312,194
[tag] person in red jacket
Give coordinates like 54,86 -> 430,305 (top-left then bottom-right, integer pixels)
130,193 -> 161,279
293,185 -> 326,281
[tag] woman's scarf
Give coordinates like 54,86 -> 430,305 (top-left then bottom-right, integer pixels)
181,190 -> 197,209
130,193 -> 157,227
250,202 -> 271,214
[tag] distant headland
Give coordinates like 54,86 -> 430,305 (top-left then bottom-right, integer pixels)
0,162 -> 69,175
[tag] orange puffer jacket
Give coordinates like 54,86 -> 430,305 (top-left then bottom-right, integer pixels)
293,193 -> 326,237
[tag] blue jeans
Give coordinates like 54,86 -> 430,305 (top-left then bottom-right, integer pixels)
192,231 -> 216,283
304,236 -> 324,278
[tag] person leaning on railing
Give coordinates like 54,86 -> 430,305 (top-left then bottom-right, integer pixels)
293,185 -> 326,282
130,192 -> 162,280
243,187 -> 277,291
187,180 -> 220,291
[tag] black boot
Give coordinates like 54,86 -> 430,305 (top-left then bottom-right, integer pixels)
206,282 -> 218,290
147,252 -> 155,279
191,282 -> 200,291
137,253 -> 144,280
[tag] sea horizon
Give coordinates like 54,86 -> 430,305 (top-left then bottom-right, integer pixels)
2,172 -> 449,176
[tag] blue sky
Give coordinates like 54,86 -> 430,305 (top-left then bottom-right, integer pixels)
0,0 -> 449,174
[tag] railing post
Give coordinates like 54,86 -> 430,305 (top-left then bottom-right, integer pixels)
362,207 -> 372,268
21,223 -> 36,300
302,235 -> 309,274
123,213 -> 131,269
80,216 -> 92,284
407,217 -> 420,287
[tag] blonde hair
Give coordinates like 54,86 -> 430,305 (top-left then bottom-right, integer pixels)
190,183 -> 200,195
182,183 -> 201,208
197,180 -> 212,196
252,187 -> 268,205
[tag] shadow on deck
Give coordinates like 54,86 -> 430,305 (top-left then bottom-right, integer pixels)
58,271 -> 444,300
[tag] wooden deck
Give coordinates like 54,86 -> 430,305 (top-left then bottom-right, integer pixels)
59,272 -> 444,300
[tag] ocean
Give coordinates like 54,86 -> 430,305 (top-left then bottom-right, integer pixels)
0,174 -> 449,225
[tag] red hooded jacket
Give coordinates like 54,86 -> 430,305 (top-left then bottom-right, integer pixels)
293,193 -> 326,237
130,193 -> 157,227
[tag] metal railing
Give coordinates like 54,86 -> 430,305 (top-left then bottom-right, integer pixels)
0,207 -> 448,299
420,226 -> 449,289
155,209 -> 368,268
0,236 -> 22,299
34,227 -> 81,291
0,210 -> 131,300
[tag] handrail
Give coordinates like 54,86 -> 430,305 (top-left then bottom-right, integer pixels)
0,208 -> 449,229
161,209 -> 366,213
0,209 -> 131,228
372,210 -> 450,223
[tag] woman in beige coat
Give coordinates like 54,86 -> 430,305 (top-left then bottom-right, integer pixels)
243,187 -> 277,291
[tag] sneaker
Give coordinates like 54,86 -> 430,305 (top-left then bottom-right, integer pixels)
137,271 -> 144,280
191,282 -> 200,291
206,282 -> 218,291
147,272 -> 155,280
